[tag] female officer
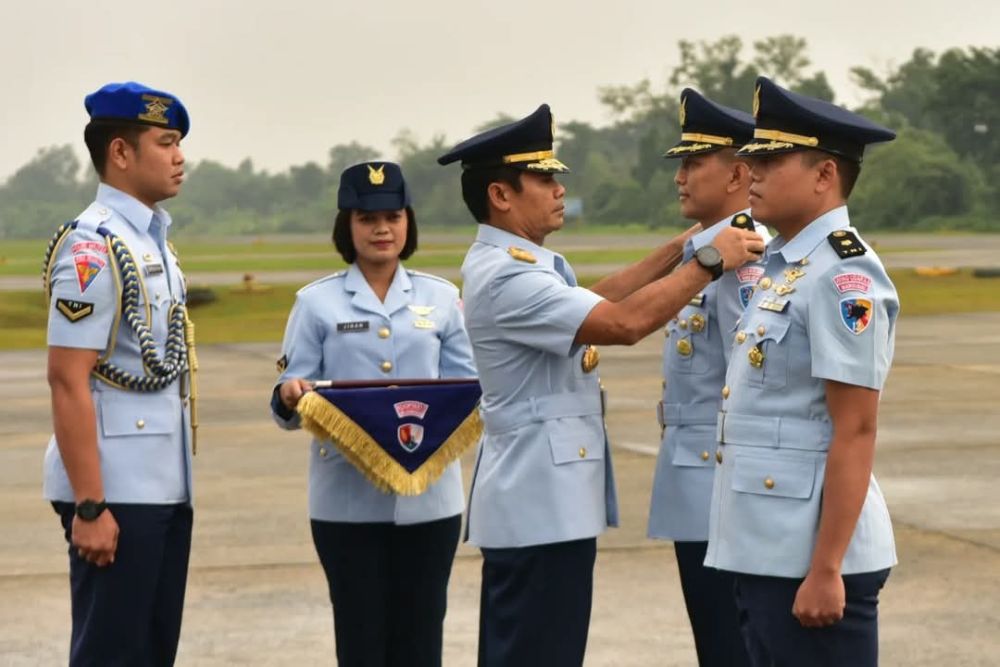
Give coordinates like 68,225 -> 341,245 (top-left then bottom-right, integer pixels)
270,161 -> 475,667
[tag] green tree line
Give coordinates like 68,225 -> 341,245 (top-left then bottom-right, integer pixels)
1,36 -> 997,239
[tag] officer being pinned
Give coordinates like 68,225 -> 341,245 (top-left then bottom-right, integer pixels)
42,81 -> 196,666
707,76 -> 900,667
438,103 -> 764,666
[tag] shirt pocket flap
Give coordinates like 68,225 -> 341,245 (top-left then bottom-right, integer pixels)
101,393 -> 177,437
671,428 -> 715,468
731,454 -> 815,499
547,415 -> 605,465
751,316 -> 792,344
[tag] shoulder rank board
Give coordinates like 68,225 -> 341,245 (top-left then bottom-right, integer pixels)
828,230 -> 867,259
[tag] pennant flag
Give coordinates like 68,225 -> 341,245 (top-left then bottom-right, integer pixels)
296,378 -> 483,495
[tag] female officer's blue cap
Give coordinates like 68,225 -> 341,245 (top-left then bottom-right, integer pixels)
337,162 -> 411,211
663,88 -> 754,158
437,104 -> 569,173
738,76 -> 894,162
84,81 -> 190,138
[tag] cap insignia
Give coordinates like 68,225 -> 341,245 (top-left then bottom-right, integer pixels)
368,164 -> 386,185
138,94 -> 172,125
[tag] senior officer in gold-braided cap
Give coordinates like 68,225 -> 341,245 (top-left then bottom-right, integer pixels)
706,76 -> 898,667
42,81 -> 196,666
438,104 -> 765,666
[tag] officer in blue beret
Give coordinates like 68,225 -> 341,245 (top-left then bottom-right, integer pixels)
649,88 -> 770,667
271,161 -> 476,666
706,76 -> 899,666
438,104 -> 765,666
41,81 -> 195,665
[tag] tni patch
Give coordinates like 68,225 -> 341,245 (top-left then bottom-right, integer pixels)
840,298 -> 873,334
55,298 -> 94,323
74,254 -> 106,293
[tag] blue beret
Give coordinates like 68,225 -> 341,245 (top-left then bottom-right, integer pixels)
738,77 -> 894,162
663,88 -> 755,158
437,104 -> 569,173
84,81 -> 190,138
337,162 -> 411,211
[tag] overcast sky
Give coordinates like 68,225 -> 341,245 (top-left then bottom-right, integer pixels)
1,0 -> 996,181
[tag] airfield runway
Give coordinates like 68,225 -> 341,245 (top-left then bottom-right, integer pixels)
1,309 -> 998,665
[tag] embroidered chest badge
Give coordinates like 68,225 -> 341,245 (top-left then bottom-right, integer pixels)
840,298 -> 873,334
74,253 -> 107,293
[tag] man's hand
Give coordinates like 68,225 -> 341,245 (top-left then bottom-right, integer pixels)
711,227 -> 765,269
792,569 -> 845,628
279,378 -> 313,410
72,510 -> 119,567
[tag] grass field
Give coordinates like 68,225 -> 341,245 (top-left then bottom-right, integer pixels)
3,269 -> 998,350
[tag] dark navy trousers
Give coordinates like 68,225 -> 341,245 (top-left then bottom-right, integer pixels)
734,568 -> 891,667
478,537 -> 597,667
674,541 -> 751,667
310,514 -> 462,667
54,502 -> 192,667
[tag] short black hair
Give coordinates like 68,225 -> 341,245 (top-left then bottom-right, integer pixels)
460,165 -> 523,223
801,150 -> 861,199
331,206 -> 418,264
83,120 -> 149,176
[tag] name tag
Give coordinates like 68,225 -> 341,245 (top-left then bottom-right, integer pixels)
144,262 -> 164,276
337,321 -> 370,333
413,318 -> 436,330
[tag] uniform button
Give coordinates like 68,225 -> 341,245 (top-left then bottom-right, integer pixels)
378,327 -> 390,339
142,253 -> 154,262
800,258 -> 810,266
578,447 -> 587,458
136,418 -> 145,430
721,385 -> 730,399
736,331 -> 747,344
380,361 -> 393,373
700,450 -> 710,461
155,292 -> 162,301
319,446 -> 328,458
759,277 -> 773,290
678,319 -> 688,330
98,207 -> 108,215
764,477 -> 775,490
716,450 -> 723,464
757,325 -> 766,336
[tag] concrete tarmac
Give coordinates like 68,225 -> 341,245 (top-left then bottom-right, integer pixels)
1,313 -> 998,665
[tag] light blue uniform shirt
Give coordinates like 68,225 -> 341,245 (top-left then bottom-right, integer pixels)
648,211 -> 769,541
706,206 -> 898,577
461,224 -> 618,548
272,263 -> 476,525
44,183 -> 192,504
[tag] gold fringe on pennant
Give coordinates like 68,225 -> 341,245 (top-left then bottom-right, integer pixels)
296,391 -> 483,496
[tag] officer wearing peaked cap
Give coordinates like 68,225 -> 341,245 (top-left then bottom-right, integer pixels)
706,77 -> 899,666
439,104 -> 765,666
42,81 -> 194,665
271,161 -> 476,666
650,88 -> 770,667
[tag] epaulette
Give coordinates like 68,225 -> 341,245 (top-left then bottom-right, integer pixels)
406,269 -> 457,288
827,230 -> 867,259
507,246 -> 537,264
74,202 -> 113,233
730,212 -> 755,231
298,271 -> 346,294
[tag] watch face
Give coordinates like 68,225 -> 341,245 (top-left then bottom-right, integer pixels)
76,500 -> 105,521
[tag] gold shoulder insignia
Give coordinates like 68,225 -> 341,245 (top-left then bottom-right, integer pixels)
508,247 -> 537,263
731,213 -> 754,230
827,230 -> 867,259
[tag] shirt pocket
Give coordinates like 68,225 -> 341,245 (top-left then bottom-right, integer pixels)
546,415 -> 605,465
670,427 -> 716,468
100,392 -> 178,437
666,308 -> 712,375
742,316 -> 792,389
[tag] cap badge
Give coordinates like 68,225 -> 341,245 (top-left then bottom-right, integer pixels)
752,84 -> 761,119
138,94 -> 172,125
367,164 -> 386,185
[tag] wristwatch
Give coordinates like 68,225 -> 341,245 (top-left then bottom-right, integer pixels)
75,499 -> 108,522
694,246 -> 724,281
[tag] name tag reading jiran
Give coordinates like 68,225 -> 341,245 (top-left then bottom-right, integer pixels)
295,378 -> 483,495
